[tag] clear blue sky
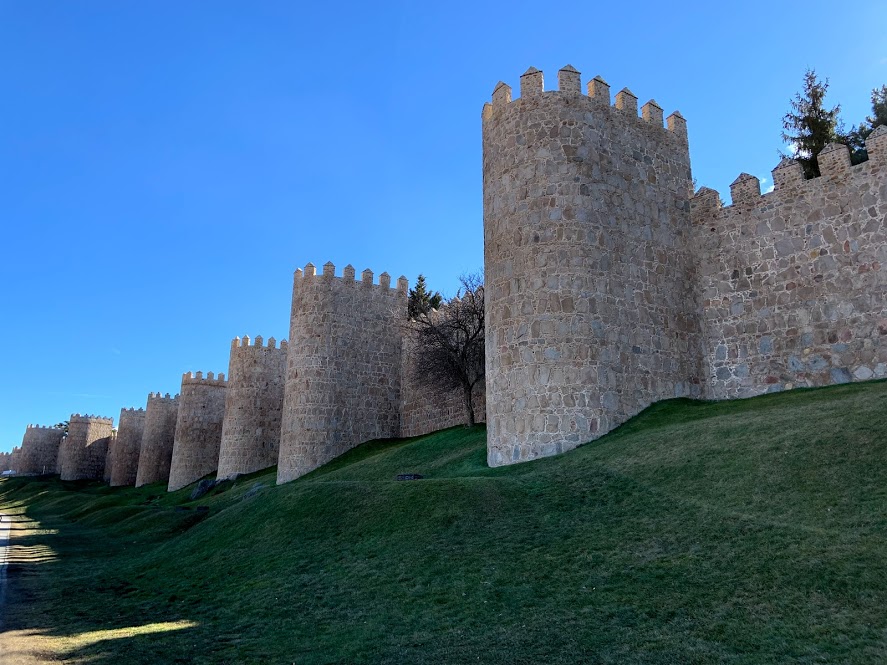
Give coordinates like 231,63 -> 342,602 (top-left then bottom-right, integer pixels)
1,1 -> 885,451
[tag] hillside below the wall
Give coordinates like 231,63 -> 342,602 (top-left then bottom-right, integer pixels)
2,381 -> 887,664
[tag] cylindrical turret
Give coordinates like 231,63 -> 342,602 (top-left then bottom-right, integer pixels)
18,425 -> 65,475
277,262 -> 408,484
135,393 -> 179,487
110,407 -> 146,487
217,336 -> 287,480
483,65 -> 699,466
59,414 -> 114,481
167,372 -> 227,492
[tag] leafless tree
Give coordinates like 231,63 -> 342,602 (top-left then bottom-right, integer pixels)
407,273 -> 485,426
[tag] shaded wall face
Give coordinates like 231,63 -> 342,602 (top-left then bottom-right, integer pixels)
135,398 -> 179,487
695,157 -> 887,397
18,427 -> 64,475
483,87 -> 698,467
59,419 -> 113,481
168,381 -> 227,492
110,409 -> 146,487
400,328 -> 487,437
103,432 -> 116,483
217,344 -> 286,480
278,274 -> 406,484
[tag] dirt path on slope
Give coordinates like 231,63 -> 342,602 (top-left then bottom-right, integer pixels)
0,512 -> 57,665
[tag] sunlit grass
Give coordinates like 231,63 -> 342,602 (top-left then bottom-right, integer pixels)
1,622 -> 198,664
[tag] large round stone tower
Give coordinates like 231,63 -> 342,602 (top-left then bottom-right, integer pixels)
482,65 -> 700,467
217,335 -> 287,481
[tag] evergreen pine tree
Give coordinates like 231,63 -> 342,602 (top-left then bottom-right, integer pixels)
408,274 -> 443,319
781,69 -> 843,178
845,85 -> 887,164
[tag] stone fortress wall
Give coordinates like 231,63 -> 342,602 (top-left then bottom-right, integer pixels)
168,372 -> 228,492
8,63 -> 884,484
135,392 -> 179,487
217,335 -> 287,480
692,127 -> 887,397
482,65 -> 701,467
482,64 -> 886,467
59,414 -> 114,481
277,263 -> 408,484
18,425 -> 65,475
110,407 -> 146,486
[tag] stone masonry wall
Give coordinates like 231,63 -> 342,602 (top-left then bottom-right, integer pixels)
217,335 -> 287,480
693,127 -> 887,397
400,326 -> 487,437
59,414 -> 114,481
103,430 -> 116,483
277,263 -> 408,484
135,392 -> 180,487
110,407 -> 146,487
54,441 -> 66,475
11,447 -> 22,473
168,373 -> 227,492
483,65 -> 701,467
18,425 -> 64,475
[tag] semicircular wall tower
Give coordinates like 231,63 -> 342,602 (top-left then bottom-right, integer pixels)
110,407 -> 146,487
18,425 -> 65,475
135,392 -> 179,487
59,414 -> 114,481
167,372 -> 228,492
483,65 -> 701,466
277,262 -> 408,484
217,335 -> 287,481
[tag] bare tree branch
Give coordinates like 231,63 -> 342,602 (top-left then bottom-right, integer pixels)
405,273 -> 485,426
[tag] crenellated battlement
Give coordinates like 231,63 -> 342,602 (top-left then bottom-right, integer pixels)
294,262 -> 409,294
482,64 -> 687,142
692,128 -> 887,221
231,335 -> 288,351
147,392 -> 178,402
181,371 -> 227,386
26,424 -> 64,430
69,413 -> 114,425
121,407 -> 145,413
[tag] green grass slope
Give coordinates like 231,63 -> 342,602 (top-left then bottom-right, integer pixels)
2,381 -> 887,664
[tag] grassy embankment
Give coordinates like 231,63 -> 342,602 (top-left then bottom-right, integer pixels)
2,380 -> 887,664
